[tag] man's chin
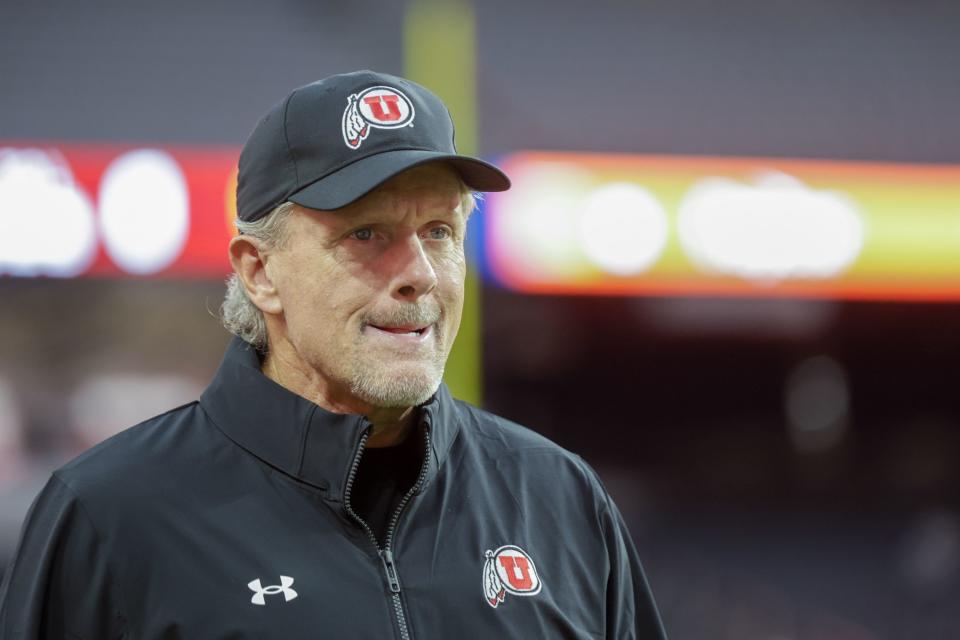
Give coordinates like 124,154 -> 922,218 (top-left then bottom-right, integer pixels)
349,364 -> 443,409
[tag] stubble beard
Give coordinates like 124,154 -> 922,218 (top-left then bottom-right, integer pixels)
348,352 -> 446,408
348,305 -> 449,408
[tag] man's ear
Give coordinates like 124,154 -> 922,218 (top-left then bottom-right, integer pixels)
228,235 -> 284,315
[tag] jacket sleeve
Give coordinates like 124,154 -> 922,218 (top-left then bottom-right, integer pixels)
0,473 -> 126,639
601,496 -> 668,640
581,460 -> 667,640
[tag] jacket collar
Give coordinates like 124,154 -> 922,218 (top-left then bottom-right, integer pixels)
199,337 -> 460,502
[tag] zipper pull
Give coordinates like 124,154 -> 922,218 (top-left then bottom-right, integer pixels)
380,549 -> 402,593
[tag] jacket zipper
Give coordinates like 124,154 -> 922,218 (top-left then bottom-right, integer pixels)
343,423 -> 432,640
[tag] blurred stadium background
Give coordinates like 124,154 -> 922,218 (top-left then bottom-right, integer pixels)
2,1 -> 960,637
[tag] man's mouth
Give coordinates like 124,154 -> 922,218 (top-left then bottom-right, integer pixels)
369,324 -> 429,336
364,323 -> 435,344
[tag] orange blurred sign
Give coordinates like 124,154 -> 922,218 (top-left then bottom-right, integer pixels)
483,152 -> 960,301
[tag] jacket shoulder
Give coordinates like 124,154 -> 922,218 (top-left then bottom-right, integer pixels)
448,400 -> 618,537
54,400 -> 211,497
452,399 -> 599,482
454,400 -> 571,452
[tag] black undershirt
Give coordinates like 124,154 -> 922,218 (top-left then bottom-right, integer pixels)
350,425 -> 424,547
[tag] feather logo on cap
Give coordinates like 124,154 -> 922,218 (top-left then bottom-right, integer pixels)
341,86 -> 415,149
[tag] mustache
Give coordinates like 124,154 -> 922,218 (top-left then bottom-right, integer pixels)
363,303 -> 441,328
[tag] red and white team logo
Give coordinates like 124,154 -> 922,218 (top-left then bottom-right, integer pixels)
482,545 -> 542,608
341,86 -> 415,149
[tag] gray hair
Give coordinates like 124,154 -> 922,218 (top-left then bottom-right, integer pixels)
220,189 -> 477,353
220,201 -> 296,351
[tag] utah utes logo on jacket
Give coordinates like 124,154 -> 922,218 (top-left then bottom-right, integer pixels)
341,86 -> 415,149
483,545 -> 542,608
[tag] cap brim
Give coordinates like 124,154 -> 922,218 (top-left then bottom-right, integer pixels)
287,149 -> 511,211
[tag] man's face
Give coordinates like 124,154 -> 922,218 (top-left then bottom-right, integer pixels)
266,163 -> 468,409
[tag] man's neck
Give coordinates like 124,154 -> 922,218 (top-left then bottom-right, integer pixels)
261,348 -> 417,448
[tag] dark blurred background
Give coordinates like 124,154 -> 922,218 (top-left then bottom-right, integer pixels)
2,2 -> 960,638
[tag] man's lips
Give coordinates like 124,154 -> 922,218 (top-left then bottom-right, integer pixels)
364,323 -> 435,343
369,324 -> 428,335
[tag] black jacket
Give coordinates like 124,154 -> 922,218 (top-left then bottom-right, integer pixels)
0,338 -> 667,639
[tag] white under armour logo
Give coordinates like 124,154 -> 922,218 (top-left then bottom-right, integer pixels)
248,576 -> 298,606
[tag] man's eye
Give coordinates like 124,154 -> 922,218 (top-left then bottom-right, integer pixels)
351,228 -> 374,241
427,226 -> 451,240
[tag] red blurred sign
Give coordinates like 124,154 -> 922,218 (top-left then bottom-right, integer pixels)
0,141 -> 239,278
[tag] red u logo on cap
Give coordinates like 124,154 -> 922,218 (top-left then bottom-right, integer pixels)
363,95 -> 403,122
342,86 -> 416,149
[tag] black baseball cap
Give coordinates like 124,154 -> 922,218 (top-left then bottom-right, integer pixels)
236,70 -> 511,222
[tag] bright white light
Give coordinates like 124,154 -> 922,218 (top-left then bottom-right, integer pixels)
98,149 -> 189,275
678,172 -> 864,282
0,148 -> 98,277
490,163 -> 591,277
578,182 -> 668,275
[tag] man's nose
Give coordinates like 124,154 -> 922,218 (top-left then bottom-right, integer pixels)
390,234 -> 438,301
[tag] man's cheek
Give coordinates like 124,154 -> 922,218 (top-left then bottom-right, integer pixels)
438,256 -> 467,287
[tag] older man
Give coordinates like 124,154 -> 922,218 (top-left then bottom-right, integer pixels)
0,71 -> 666,638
